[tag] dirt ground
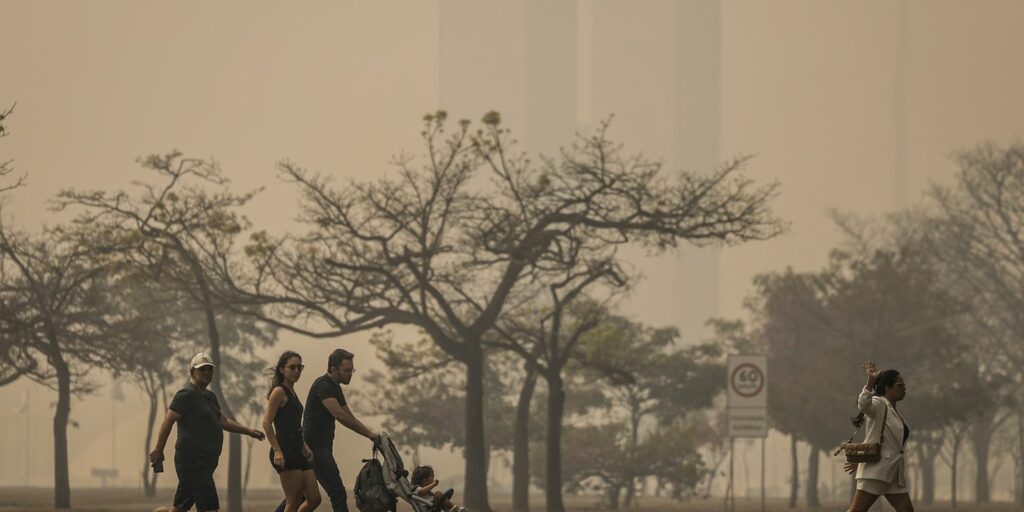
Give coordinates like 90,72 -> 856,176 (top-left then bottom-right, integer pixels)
0,488 -> 1019,512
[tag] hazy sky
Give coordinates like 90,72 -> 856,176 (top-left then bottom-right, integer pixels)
2,0 -> 1024,499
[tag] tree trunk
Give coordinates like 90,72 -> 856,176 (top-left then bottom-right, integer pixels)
142,384 -> 159,497
623,410 -> 641,509
229,433 -> 242,508
606,483 -> 621,510
915,441 -> 938,505
512,368 -> 538,512
789,435 -> 799,508
462,344 -> 491,512
1017,411 -> 1024,506
196,275 -> 244,512
624,484 -> 636,509
970,418 -> 994,504
909,454 -> 918,503
52,355 -> 72,509
243,431 -> 254,494
544,372 -> 566,512
951,435 -> 960,509
805,448 -> 820,508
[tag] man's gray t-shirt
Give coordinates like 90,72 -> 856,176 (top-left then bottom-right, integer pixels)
169,384 -> 223,459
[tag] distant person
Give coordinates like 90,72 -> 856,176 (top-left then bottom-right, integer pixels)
276,348 -> 379,512
265,351 -> 321,511
149,352 -> 266,512
845,360 -> 913,512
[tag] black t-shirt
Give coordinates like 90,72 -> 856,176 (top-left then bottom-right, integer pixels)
303,374 -> 346,447
169,384 -> 224,459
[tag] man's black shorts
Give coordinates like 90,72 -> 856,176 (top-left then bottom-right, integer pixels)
173,454 -> 220,512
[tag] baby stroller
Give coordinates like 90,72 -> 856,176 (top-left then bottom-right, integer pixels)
369,432 -> 467,512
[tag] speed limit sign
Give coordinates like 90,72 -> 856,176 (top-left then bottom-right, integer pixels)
726,355 -> 768,512
727,355 -> 766,408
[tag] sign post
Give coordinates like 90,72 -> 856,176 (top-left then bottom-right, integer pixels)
727,355 -> 768,512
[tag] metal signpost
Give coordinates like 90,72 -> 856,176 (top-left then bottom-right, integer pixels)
727,355 -> 768,512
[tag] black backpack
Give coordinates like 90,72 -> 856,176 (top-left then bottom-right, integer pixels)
355,452 -> 396,512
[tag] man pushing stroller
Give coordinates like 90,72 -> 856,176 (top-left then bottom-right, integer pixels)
363,432 -> 466,512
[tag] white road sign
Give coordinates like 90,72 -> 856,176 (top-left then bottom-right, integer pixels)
727,355 -> 768,438
727,355 -> 767,408
728,408 -> 768,438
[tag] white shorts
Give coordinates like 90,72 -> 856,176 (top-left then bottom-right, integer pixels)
856,478 -> 909,496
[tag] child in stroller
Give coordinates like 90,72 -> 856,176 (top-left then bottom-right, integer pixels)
370,432 -> 467,512
411,465 -> 463,512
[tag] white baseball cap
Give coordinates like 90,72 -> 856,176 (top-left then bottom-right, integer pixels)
190,352 -> 216,369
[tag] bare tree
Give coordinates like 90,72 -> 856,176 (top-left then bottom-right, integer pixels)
532,321 -> 722,510
1017,413 -> 1024,506
491,298 -> 611,512
224,112 -> 782,510
692,409 -> 730,501
928,145 -> 1024,366
0,255 -> 41,386
135,356 -> 172,497
509,353 -> 543,512
598,329 -> 725,507
485,228 -> 627,512
939,422 -> 971,508
54,153 -> 267,512
913,430 -> 943,505
360,330 -> 521,469
968,404 -> 1014,504
0,102 -> 26,193
0,217 -> 142,508
104,276 -> 183,498
927,144 -> 1024,502
218,351 -> 271,497
752,209 -> 983,508
105,275 -> 270,499
987,417 -> 1018,503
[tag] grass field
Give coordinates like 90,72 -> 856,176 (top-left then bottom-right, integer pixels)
0,488 -> 1020,512
1,488 -> 1021,512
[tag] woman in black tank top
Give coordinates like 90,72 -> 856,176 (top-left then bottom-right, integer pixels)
271,385 -> 305,470
263,351 -> 321,512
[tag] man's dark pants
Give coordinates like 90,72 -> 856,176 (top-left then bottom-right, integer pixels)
275,444 -> 349,512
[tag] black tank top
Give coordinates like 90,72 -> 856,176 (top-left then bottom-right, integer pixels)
273,385 -> 304,448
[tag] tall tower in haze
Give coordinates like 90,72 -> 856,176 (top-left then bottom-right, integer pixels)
674,2 -> 722,340
893,0 -> 911,209
438,2 -> 577,159
588,1 -> 722,339
440,0 -> 722,341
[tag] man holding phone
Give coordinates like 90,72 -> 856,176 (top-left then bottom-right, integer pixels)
149,352 -> 265,512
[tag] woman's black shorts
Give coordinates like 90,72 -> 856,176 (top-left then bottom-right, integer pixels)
269,444 -> 312,473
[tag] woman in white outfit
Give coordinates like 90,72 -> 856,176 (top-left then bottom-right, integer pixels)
844,360 -> 913,512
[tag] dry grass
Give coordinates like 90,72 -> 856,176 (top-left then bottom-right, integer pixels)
0,488 -> 1018,512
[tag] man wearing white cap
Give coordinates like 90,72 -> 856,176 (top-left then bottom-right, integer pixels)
149,352 -> 266,512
